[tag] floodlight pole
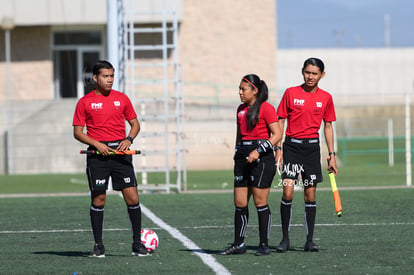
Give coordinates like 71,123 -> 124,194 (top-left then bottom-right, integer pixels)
384,13 -> 391,47
2,17 -> 15,174
107,0 -> 120,90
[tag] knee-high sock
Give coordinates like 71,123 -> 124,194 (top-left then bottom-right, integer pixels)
305,201 -> 317,242
280,198 -> 292,241
234,206 -> 249,245
257,205 -> 271,245
128,204 -> 142,243
90,205 -> 104,245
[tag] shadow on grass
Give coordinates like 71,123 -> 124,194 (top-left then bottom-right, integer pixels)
33,251 -> 90,257
182,245 -> 261,255
182,245 -> 324,255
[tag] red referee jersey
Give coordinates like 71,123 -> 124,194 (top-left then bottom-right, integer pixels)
73,90 -> 137,141
237,101 -> 278,140
276,86 -> 336,138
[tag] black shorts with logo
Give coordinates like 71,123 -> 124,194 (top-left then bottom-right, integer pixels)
86,140 -> 137,191
233,140 -> 276,189
281,136 -> 322,186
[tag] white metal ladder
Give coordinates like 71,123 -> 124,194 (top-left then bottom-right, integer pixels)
122,0 -> 186,193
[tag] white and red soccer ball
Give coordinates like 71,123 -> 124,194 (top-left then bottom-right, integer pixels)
140,228 -> 159,252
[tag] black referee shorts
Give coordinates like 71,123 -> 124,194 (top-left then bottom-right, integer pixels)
281,136 -> 322,186
86,140 -> 137,191
233,140 -> 276,189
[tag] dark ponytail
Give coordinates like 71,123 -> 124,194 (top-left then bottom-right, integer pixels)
241,74 -> 269,130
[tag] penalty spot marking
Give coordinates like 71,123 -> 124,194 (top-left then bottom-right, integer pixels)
140,204 -> 231,275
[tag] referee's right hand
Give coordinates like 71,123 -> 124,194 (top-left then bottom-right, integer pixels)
275,150 -> 283,170
95,143 -> 116,156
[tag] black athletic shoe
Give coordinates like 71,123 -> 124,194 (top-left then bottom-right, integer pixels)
275,239 -> 290,253
255,244 -> 271,256
89,243 -> 105,258
304,240 -> 319,252
132,242 -> 150,256
219,243 -> 247,255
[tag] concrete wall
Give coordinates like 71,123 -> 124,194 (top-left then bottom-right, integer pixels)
0,26 -> 53,101
177,0 -> 277,170
276,48 -> 414,105
0,0 -> 277,174
0,0 -> 183,25
180,0 -> 277,92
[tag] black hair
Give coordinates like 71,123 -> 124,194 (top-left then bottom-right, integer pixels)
92,60 -> 115,76
302,57 -> 325,73
241,74 -> 269,130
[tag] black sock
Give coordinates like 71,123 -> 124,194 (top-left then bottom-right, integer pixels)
280,198 -> 292,241
234,206 -> 249,245
257,205 -> 271,245
305,201 -> 317,242
127,204 -> 142,243
90,205 -> 104,245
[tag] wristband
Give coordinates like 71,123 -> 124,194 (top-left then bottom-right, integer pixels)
126,136 -> 134,144
273,146 -> 281,151
257,140 -> 272,154
329,152 -> 336,156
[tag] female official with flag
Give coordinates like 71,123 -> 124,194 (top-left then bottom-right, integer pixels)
275,57 -> 337,252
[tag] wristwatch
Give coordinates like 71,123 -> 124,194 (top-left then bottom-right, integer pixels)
126,136 -> 134,144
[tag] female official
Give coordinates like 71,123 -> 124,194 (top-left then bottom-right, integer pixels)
275,57 -> 337,252
220,74 -> 282,256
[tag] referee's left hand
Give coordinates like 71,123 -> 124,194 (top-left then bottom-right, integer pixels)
117,139 -> 132,152
327,156 -> 338,176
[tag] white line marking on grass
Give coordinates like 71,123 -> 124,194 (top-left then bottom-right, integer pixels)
140,204 -> 231,275
69,178 -> 88,185
1,222 -> 414,235
0,228 -> 128,234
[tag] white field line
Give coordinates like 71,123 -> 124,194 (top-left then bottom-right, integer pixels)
140,203 -> 231,275
1,187 -> 412,273
0,185 -> 412,198
2,221 -> 413,235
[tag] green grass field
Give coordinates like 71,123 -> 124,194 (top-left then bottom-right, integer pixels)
1,168 -> 413,274
1,136 -> 413,274
0,188 -> 413,274
0,164 -> 409,195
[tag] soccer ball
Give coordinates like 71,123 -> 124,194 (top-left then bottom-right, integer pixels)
140,228 -> 159,252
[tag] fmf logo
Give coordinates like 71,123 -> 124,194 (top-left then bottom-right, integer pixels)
294,99 -> 305,106
96,179 -> 106,185
316,102 -> 323,108
91,102 -> 103,109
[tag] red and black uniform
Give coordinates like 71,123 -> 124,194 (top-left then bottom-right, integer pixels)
73,90 -> 138,191
234,101 -> 278,188
276,84 -> 336,252
232,101 -> 278,248
277,85 -> 336,185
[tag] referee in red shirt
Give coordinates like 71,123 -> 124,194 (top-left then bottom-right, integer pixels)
219,74 -> 282,256
73,60 -> 148,257
275,58 -> 337,252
